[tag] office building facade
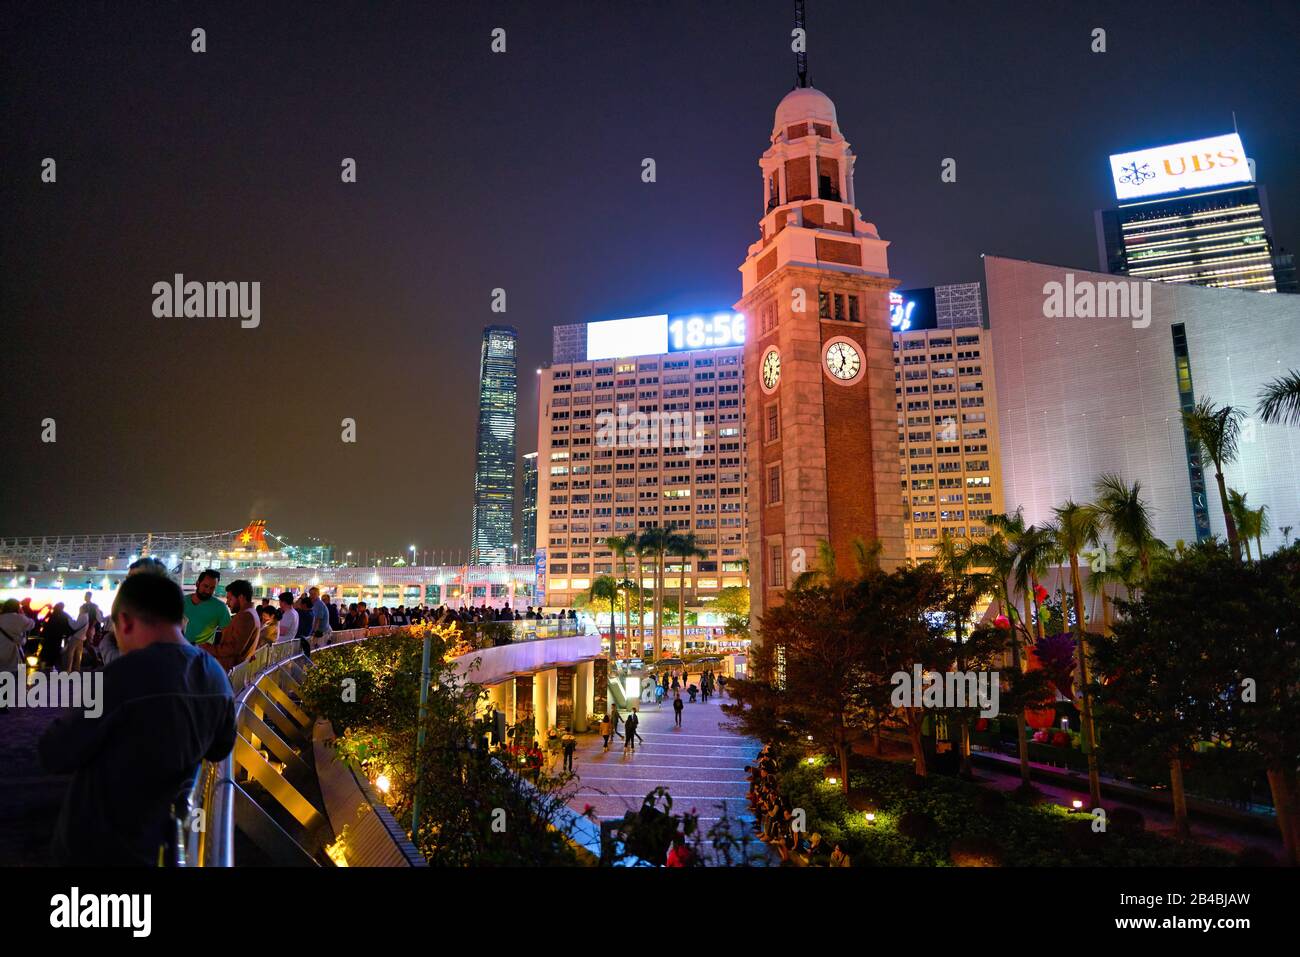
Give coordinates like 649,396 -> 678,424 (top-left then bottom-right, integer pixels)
985,255 -> 1300,552
471,325 -> 519,565
535,315 -> 748,610
892,283 -> 1006,562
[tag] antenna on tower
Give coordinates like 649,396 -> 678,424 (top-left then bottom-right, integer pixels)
794,0 -> 808,88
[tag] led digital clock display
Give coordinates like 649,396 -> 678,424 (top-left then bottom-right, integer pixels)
667,312 -> 746,352
586,311 -> 746,360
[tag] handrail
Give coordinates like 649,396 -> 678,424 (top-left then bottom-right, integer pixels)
186,627 -> 396,866
187,621 -> 595,865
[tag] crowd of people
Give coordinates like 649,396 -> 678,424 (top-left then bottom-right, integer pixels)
0,593 -> 106,674
3,562 -> 582,679
746,744 -> 851,867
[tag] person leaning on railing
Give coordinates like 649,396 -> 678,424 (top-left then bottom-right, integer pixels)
37,572 -> 236,866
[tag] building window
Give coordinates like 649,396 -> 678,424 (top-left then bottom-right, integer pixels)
849,295 -> 860,322
834,293 -> 846,321
766,403 -> 780,442
818,290 -> 831,319
767,464 -> 782,505
769,543 -> 785,588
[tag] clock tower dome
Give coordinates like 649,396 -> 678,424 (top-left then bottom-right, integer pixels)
737,77 -> 906,625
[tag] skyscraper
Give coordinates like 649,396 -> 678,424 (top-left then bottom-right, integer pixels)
1095,133 -> 1295,293
520,451 -> 538,565
471,325 -> 518,565
738,79 -> 906,625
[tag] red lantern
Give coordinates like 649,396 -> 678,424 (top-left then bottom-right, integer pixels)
1034,584 -> 1049,604
993,614 -> 1010,630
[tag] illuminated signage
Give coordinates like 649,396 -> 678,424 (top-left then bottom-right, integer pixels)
585,312 -> 745,360
1109,133 -> 1250,201
890,288 -> 938,332
586,315 -> 668,361
668,312 -> 745,351
534,547 -> 547,605
889,292 -> 915,331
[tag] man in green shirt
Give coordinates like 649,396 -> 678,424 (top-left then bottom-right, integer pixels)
183,569 -> 230,645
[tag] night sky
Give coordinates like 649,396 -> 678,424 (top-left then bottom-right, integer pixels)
4,0 -> 1297,555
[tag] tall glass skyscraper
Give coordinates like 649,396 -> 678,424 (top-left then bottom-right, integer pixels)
520,451 -> 538,564
471,325 -> 518,565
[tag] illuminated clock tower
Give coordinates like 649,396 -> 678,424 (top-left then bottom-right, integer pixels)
737,74 -> 906,625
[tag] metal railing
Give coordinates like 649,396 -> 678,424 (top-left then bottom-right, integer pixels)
184,627 -> 396,866
185,619 -> 593,866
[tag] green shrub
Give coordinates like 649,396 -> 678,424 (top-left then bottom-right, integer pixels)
772,754 -> 1233,867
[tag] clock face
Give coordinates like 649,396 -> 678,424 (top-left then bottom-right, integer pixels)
824,340 -> 862,381
761,348 -> 781,391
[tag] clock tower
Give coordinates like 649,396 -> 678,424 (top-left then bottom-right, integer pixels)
737,79 -> 906,625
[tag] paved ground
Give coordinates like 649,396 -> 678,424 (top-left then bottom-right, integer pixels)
0,704 -> 70,866
565,688 -> 764,857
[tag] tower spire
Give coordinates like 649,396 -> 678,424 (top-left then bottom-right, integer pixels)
794,0 -> 808,88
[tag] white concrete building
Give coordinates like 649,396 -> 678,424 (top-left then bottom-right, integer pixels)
985,255 -> 1300,552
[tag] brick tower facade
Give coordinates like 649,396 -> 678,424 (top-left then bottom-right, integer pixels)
737,85 -> 906,627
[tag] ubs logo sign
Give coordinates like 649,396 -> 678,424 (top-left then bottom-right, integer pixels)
1117,161 -> 1155,188
1109,132 -> 1251,201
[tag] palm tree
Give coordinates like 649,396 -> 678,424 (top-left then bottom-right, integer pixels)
932,531 -> 979,778
1010,520 -> 1058,643
668,531 -> 708,656
851,536 -> 882,577
1092,474 -> 1159,583
1083,542 -> 1138,636
631,533 -> 649,659
1051,500 -> 1104,810
605,535 -> 634,659
973,512 -> 1034,787
1183,398 -> 1245,561
1257,369 -> 1300,427
1254,504 -> 1270,558
636,526 -> 671,662
588,575 -> 619,654
1227,489 -> 1255,561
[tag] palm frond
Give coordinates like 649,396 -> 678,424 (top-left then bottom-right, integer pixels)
1257,370 -> 1300,427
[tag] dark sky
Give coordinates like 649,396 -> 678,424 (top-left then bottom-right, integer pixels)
4,0 -> 1297,555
